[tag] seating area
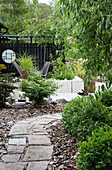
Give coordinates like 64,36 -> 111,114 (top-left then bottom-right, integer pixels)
13,61 -> 50,79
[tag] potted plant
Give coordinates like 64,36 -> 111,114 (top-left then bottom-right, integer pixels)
17,53 -> 33,79
84,80 -> 95,93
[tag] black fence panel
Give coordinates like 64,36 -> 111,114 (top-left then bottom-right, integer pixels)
0,36 -> 64,76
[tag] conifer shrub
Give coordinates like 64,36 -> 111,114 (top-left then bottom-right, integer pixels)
21,73 -> 58,104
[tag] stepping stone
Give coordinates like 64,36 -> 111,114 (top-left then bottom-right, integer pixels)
32,129 -> 48,134
23,146 -> 53,161
0,163 -> 27,170
27,161 -> 49,170
2,154 -> 21,163
33,119 -> 55,125
8,138 -> 26,145
7,145 -> 25,154
9,124 -> 43,135
9,124 -> 32,135
28,135 -> 51,145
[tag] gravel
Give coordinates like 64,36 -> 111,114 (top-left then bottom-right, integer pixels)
47,122 -> 78,170
0,103 -> 78,169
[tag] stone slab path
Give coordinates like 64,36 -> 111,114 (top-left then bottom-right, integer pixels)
0,113 -> 62,170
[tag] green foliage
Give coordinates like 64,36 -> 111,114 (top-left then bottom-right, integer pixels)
74,60 -> 86,79
0,73 -> 17,107
0,64 -> 6,73
0,0 -> 28,34
78,126 -> 112,170
95,87 -> 112,107
0,0 -> 54,38
62,96 -> 111,141
20,1 -> 54,43
52,0 -> 112,83
47,57 -> 75,80
17,53 -> 33,72
21,73 -> 58,104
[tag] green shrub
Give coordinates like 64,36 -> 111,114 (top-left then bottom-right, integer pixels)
17,53 -> 33,72
0,64 -> 6,72
47,57 -> 74,80
21,73 -> 58,104
0,73 -> 17,107
100,88 -> 112,107
78,126 -> 112,170
74,60 -> 85,79
62,96 -> 111,141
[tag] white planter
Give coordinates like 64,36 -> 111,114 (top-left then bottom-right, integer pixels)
54,79 -> 71,93
53,76 -> 84,93
71,76 -> 84,93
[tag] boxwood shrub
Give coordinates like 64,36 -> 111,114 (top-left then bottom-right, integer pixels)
62,96 -> 112,141
78,126 -> 112,170
100,88 -> 112,107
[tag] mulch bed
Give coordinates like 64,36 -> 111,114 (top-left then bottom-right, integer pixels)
0,103 -> 78,169
48,122 -> 78,169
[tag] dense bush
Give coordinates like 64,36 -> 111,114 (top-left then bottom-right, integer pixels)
99,88 -> 112,107
0,64 -> 17,107
0,73 -> 17,107
62,96 -> 111,141
78,126 -> 112,170
47,57 -> 75,80
21,73 -> 58,104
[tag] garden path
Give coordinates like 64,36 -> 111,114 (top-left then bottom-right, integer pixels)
0,113 -> 62,170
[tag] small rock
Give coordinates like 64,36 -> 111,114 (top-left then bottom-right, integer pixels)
43,98 -> 50,105
12,102 -> 26,106
47,97 -> 52,101
5,102 -> 11,107
50,101 -> 57,105
59,164 -> 64,169
56,98 -> 68,104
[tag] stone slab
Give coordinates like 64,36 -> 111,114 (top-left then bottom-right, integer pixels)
32,129 -> 48,134
27,161 -> 49,170
43,113 -> 62,120
28,135 -> 51,145
9,123 -> 43,135
2,154 -> 21,163
0,163 -> 27,170
9,124 -> 32,135
32,131 -> 48,135
23,146 -> 53,161
7,145 -> 25,154
35,119 -> 56,125
8,138 -> 26,145
51,92 -> 79,101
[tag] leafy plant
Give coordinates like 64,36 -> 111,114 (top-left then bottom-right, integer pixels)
21,73 -> 58,104
74,60 -> 85,79
47,57 -> 75,80
52,0 -> 112,84
0,64 -> 6,73
0,73 -> 17,107
62,96 -> 111,141
97,88 -> 112,107
78,126 -> 112,170
17,53 -> 33,72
